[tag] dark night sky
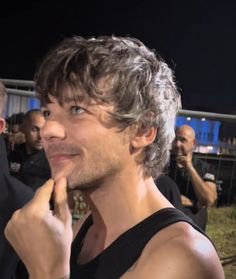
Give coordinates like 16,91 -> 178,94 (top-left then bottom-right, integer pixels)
0,0 -> 236,113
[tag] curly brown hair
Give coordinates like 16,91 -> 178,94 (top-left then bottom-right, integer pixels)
34,36 -> 181,178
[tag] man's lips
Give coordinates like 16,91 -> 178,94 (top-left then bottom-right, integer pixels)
47,153 -> 78,163
45,144 -> 81,164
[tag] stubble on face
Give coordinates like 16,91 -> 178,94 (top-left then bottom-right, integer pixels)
49,136 -> 126,193
46,106 -> 131,193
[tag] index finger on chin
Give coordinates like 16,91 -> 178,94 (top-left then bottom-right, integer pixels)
32,179 -> 55,206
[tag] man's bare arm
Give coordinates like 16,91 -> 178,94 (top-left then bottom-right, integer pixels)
186,165 -> 217,206
177,154 -> 217,206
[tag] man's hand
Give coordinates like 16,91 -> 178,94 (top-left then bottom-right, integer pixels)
4,178 -> 72,279
176,153 -> 192,170
180,195 -> 193,207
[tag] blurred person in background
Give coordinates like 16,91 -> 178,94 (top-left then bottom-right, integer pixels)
0,80 -> 34,279
8,109 -> 51,191
5,114 -> 26,152
155,174 -> 182,210
169,124 -> 217,231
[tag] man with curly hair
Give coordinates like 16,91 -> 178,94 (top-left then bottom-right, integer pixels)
5,36 -> 224,279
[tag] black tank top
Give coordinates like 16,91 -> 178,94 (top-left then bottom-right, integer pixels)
70,207 -> 207,279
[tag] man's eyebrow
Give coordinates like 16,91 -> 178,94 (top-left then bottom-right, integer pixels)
176,136 -> 186,140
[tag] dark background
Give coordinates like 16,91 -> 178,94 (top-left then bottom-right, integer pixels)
0,0 -> 236,113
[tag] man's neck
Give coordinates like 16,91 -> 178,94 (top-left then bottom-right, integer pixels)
75,174 -> 172,264
25,144 -> 38,155
83,175 -> 169,242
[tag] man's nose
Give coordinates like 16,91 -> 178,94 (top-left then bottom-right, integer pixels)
174,139 -> 183,149
40,120 -> 65,142
175,139 -> 181,146
38,130 -> 42,139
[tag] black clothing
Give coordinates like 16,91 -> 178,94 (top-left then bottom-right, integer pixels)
8,143 -> 51,191
70,207 -> 206,279
0,135 -> 33,279
169,154 -> 216,230
155,174 -> 182,210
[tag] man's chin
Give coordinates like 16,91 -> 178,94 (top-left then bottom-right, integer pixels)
51,172 -> 75,191
52,171 -> 67,183
35,145 -> 44,151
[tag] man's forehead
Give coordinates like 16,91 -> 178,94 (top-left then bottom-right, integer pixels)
46,91 -> 87,105
28,112 -> 44,120
65,85 -> 85,100
42,76 -> 114,108
176,127 -> 194,138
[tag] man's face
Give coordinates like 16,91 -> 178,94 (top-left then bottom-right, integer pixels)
40,92 -> 132,191
11,124 -> 25,145
12,124 -> 20,133
172,127 -> 195,156
24,113 -> 45,153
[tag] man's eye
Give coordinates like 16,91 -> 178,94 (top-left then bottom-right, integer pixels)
71,106 -> 84,115
42,110 -> 50,119
31,127 -> 39,132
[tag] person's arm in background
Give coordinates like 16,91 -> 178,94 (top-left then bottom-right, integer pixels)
176,153 -> 217,207
180,194 -> 194,207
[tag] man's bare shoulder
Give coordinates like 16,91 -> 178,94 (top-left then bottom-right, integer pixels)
122,221 -> 225,279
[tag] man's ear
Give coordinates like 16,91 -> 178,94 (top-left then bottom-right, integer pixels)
131,126 -> 157,150
0,118 -> 6,134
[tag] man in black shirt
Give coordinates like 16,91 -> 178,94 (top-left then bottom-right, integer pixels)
169,125 -> 217,230
155,174 -> 182,210
0,81 -> 34,279
8,109 -> 51,191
